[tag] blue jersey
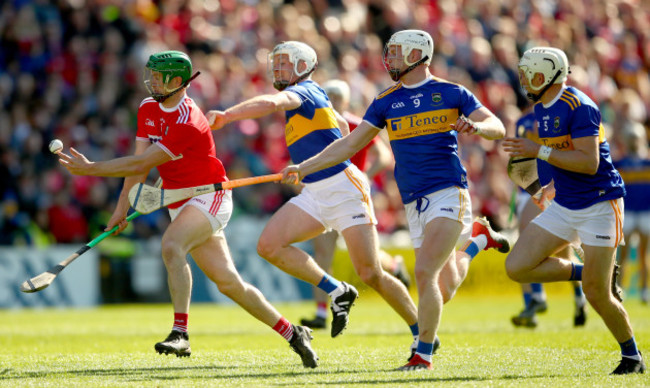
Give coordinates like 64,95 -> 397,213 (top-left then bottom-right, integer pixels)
515,112 -> 552,186
363,77 -> 483,204
614,156 -> 650,211
533,86 -> 624,209
284,80 -> 350,183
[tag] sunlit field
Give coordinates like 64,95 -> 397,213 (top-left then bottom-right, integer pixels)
1,290 -> 648,387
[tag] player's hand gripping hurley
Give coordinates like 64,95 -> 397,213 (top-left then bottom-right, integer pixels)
128,173 -> 283,214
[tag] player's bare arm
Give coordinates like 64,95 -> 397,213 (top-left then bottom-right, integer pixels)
503,135 -> 599,175
282,121 -> 380,183
333,109 -> 350,136
58,143 -> 171,178
451,107 -> 506,140
207,91 -> 302,130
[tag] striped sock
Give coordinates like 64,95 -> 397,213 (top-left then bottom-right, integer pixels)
317,274 -> 341,294
173,313 -> 188,333
620,337 -> 641,360
273,317 -> 294,341
569,263 -> 583,281
416,340 -> 434,362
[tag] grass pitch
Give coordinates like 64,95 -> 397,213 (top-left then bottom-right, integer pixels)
1,292 -> 649,387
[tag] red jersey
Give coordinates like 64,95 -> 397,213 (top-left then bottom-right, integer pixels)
346,111 -> 378,171
136,96 -> 227,208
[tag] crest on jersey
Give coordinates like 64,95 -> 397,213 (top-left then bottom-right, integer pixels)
432,93 -> 442,105
554,117 -> 560,129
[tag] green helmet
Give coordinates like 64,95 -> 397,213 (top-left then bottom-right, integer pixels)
144,51 -> 193,102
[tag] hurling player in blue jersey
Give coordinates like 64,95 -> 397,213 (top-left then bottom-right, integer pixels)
510,109 -> 587,329
206,41 -> 419,350
614,123 -> 650,303
503,47 -> 644,375
281,30 -> 510,371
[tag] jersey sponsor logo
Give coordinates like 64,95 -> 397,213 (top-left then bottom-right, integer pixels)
540,134 -> 574,151
440,207 -> 453,213
410,93 -> 424,99
145,118 -> 155,127
391,102 -> 406,109
352,213 -> 366,219
386,109 -> 458,141
432,93 -> 442,105
595,234 -> 611,240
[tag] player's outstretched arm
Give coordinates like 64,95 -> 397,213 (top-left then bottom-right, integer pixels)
291,121 -> 380,180
58,144 -> 170,178
207,92 -> 302,130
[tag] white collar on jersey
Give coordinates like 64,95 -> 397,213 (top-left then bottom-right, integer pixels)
159,92 -> 189,113
401,75 -> 433,89
542,86 -> 566,109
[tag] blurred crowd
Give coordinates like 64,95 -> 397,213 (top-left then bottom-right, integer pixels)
1,0 -> 649,247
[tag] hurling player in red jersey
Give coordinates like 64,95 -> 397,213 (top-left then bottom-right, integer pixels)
57,51 -> 318,368
300,79 -> 412,330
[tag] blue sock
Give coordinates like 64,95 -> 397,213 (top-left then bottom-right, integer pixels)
416,340 -> 434,357
523,292 -> 532,307
569,263 -> 583,281
620,337 -> 640,357
531,283 -> 543,294
464,241 -> 480,260
409,323 -> 419,337
317,274 -> 340,294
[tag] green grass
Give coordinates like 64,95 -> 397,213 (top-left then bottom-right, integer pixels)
1,291 -> 649,387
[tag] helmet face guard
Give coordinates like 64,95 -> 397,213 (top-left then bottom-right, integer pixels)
518,47 -> 570,101
268,41 -> 317,91
383,30 -> 433,81
144,51 -> 197,102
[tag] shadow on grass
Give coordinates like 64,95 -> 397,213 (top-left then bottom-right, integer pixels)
0,365 -> 346,382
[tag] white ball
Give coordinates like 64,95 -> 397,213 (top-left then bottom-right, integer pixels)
49,139 -> 63,154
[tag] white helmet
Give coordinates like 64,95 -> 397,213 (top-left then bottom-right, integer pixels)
322,79 -> 350,104
269,41 -> 318,90
518,47 -> 569,92
384,30 -> 434,81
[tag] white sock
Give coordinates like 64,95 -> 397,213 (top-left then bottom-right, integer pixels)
623,354 -> 642,361
328,284 -> 345,299
416,351 -> 432,363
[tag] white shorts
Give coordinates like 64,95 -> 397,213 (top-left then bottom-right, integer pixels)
532,198 -> 624,248
623,210 -> 650,235
168,190 -> 233,236
404,186 -> 472,249
289,165 -> 377,233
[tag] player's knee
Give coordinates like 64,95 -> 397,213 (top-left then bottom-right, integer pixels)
505,256 -> 526,282
160,239 -> 185,266
357,266 -> 380,287
256,235 -> 279,259
582,282 -> 611,307
216,278 -> 244,298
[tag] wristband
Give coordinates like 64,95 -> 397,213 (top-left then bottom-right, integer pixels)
537,146 -> 552,161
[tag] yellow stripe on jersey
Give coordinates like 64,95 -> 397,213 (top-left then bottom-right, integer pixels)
539,134 -> 574,151
619,169 -> 650,183
386,109 -> 459,141
285,107 -> 338,146
376,83 -> 403,100
559,96 -> 577,110
598,123 -> 606,143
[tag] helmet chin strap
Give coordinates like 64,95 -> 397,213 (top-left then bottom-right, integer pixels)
153,71 -> 201,103
273,67 -> 316,91
389,56 -> 429,82
526,70 -> 561,102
